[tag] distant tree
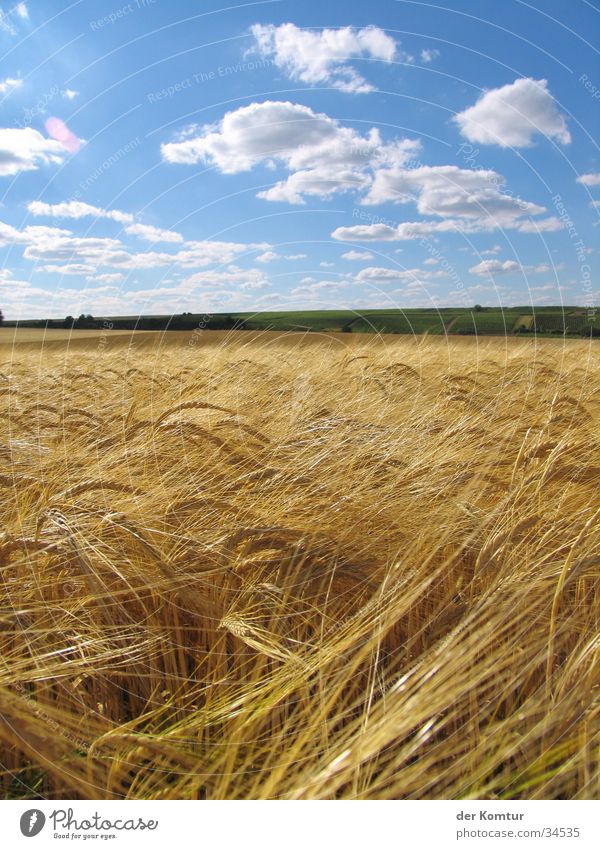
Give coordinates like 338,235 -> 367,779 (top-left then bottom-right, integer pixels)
0,308 -> 4,326
64,315 -> 75,328
473,304 -> 483,312
70,313 -> 96,328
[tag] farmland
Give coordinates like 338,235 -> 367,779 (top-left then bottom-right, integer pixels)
4,306 -> 598,338
234,307 -> 599,337
0,329 -> 599,800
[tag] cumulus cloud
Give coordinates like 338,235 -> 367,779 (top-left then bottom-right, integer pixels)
182,267 -> 269,289
161,100 -> 421,204
355,266 -> 446,284
515,217 -> 564,233
0,2 -> 28,35
0,77 -> 21,94
39,263 -> 95,275
453,78 -> 570,147
469,259 -> 555,276
29,201 -> 183,244
331,213 -> 563,242
420,48 -> 439,63
28,200 -> 133,224
0,215 -> 270,272
255,250 -> 280,263
61,89 -> 79,100
330,163 -> 563,242
291,279 -> 348,296
86,273 -> 124,284
362,164 -> 545,231
161,99 -> 559,231
248,23 -> 397,93
0,268 -> 127,321
332,219 -> 475,242
240,280 -> 271,290
342,250 -> 374,261
125,222 -> 183,243
577,172 -> 600,187
0,127 -> 68,176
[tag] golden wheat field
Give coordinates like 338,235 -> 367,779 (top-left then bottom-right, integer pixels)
0,328 -> 599,800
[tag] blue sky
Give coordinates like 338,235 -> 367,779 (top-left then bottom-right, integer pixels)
0,0 -> 598,318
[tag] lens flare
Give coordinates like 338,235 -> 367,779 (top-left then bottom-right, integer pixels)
45,117 -> 81,153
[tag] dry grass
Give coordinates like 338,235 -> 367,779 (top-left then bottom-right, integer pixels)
0,328 -> 599,800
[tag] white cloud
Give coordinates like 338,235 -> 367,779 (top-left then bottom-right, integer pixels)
165,101 -> 560,230
125,222 -> 183,243
29,201 -> 184,245
161,100 -> 421,204
291,279 -> 348,296
0,215 -> 270,272
0,128 -> 67,176
0,221 -> 70,245
182,267 -> 269,289
515,217 -> 563,233
469,259 -> 521,276
331,213 -> 563,242
62,89 -> 79,100
332,223 -> 401,242
453,78 -> 570,148
320,261 -> 334,268
286,253 -> 307,259
0,2 -> 28,35
248,23 -> 396,93
330,167 -> 564,240
341,250 -> 374,261
133,240 -> 269,269
363,165 -> 545,229
577,172 -> 600,187
28,200 -> 133,224
0,77 -> 21,94
355,266 -> 446,285
86,273 -> 124,284
240,280 -> 270,290
255,250 -> 280,263
420,48 -> 439,63
469,259 -> 555,277
39,263 -> 95,275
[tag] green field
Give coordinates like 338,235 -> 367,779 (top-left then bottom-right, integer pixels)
529,312 -> 599,335
4,306 -> 598,337
233,307 -> 599,337
450,310 -> 522,334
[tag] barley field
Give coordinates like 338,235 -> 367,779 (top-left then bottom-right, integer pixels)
0,328 -> 599,800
